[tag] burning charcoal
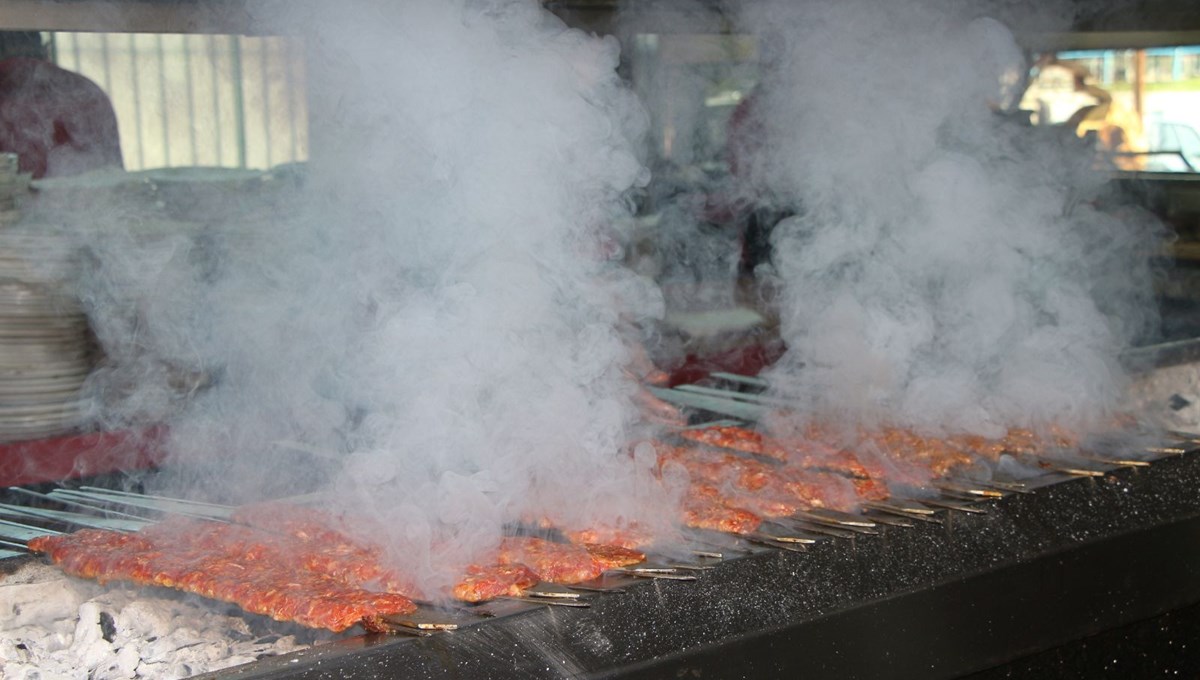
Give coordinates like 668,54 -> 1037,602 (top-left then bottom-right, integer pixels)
98,611 -> 116,643
2,564 -> 306,676
70,603 -> 115,665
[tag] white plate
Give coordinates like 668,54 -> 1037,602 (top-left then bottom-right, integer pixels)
0,366 -> 90,380
0,373 -> 87,390
0,392 -> 83,408
0,325 -> 88,338
0,381 -> 84,395
0,426 -> 82,442
0,362 -> 91,377
0,315 -> 88,327
0,352 -> 93,366
0,398 -> 88,417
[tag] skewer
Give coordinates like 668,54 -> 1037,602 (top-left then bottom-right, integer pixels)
386,625 -> 436,637
612,566 -> 698,581
786,519 -> 869,539
78,486 -> 237,514
674,384 -> 797,409
861,512 -> 914,528
932,481 -> 1006,499
523,583 -> 586,600
47,489 -> 231,522
0,517 -> 62,542
1143,447 -> 1187,460
966,479 -> 1035,494
709,372 -> 770,390
0,504 -> 149,533
0,549 -> 22,559
798,508 -> 878,528
49,489 -> 232,520
657,559 -> 718,571
1024,455 -> 1110,478
680,419 -> 747,431
752,526 -> 820,544
382,607 -> 481,633
861,498 -> 937,515
1068,453 -> 1152,468
648,387 -> 767,421
744,535 -> 807,553
0,537 -> 30,550
1164,430 -> 1200,444
564,582 -> 626,594
497,595 -> 591,608
915,497 -> 988,514
9,487 -> 161,524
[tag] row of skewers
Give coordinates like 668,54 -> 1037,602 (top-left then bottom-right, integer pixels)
2,377 -> 1196,636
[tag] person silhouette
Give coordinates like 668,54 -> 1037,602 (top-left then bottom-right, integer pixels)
0,31 -> 123,178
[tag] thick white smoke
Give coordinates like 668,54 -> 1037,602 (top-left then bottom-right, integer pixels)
53,0 -> 678,591
734,0 -> 1165,437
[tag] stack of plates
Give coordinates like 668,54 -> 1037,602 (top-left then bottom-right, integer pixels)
0,153 -> 30,227
0,155 -> 95,442
0,231 -> 77,285
0,241 -> 93,442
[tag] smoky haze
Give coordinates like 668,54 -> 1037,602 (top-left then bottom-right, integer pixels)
47,0 -> 678,592
729,0 -> 1165,437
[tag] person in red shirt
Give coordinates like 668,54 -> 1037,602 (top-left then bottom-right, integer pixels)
0,31 -> 123,178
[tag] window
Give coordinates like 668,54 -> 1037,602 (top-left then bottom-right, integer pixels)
1020,47 -> 1200,172
48,32 -> 308,171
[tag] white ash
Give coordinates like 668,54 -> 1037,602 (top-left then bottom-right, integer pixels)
2,560 -> 322,680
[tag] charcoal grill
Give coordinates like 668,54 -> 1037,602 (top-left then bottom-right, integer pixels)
162,448 -> 1197,680
4,424 -> 1200,679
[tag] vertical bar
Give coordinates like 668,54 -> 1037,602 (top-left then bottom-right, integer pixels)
208,35 -> 223,165
183,35 -> 199,165
70,33 -> 83,72
231,36 -> 248,169
1133,49 -> 1146,127
260,37 -> 273,168
100,33 -> 113,94
129,34 -> 146,170
46,32 -> 58,63
155,34 -> 170,167
283,37 -> 299,163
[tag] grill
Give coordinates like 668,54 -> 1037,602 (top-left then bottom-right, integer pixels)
200,447 -> 1200,680
3,371 -> 1200,679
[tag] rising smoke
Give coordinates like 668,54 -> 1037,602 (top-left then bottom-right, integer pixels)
29,0 -> 1168,589
730,0 -> 1166,437
47,0 -> 678,590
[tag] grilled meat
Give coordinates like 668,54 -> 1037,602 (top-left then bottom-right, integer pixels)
28,522 -> 417,632
453,563 -> 540,603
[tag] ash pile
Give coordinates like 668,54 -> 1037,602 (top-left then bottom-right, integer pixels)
1,560 -> 317,680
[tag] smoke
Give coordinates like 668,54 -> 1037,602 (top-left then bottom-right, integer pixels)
728,0 -> 1166,437
42,0 -> 678,591
615,0 -> 755,321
